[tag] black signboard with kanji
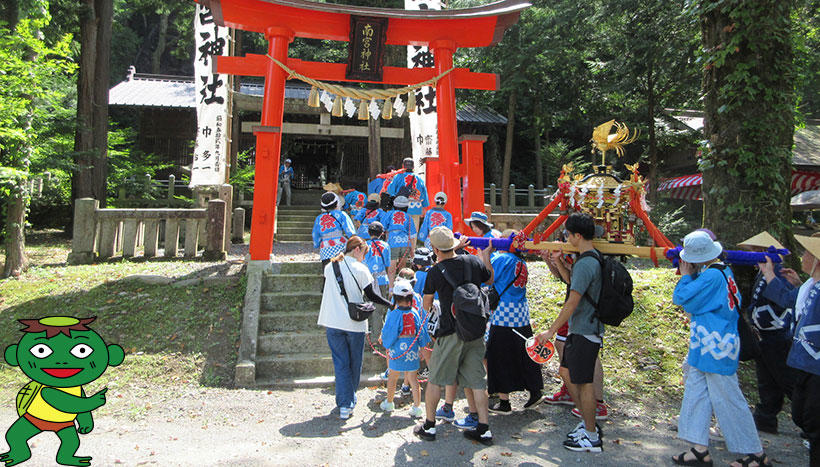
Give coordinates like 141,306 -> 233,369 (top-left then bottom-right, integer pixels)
346,16 -> 388,81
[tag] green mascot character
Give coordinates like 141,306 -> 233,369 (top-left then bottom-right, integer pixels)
1,316 -> 124,466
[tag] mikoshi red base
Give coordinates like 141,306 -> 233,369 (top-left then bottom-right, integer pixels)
200,0 -> 530,261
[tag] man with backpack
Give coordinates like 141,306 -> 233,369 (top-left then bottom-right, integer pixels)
535,213 -> 609,452
414,226 -> 495,445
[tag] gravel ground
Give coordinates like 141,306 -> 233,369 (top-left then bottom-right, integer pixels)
0,384 -> 808,466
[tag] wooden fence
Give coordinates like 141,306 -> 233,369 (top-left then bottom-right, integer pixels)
485,184 -> 556,213
67,198 -> 227,264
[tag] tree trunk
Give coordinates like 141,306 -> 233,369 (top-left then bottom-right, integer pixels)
500,91 -> 516,211
647,65 -> 659,204
73,0 -> 97,202
91,0 -> 112,207
3,191 -> 28,278
151,11 -> 169,74
700,0 -> 794,250
534,123 -> 543,190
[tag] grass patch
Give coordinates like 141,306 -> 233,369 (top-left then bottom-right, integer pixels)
0,231 -> 246,389
527,262 -> 759,417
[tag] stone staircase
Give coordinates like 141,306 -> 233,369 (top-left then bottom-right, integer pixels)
251,261 -> 384,388
275,205 -> 318,242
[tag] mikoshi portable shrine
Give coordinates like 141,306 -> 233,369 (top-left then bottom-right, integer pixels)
198,0 -> 531,263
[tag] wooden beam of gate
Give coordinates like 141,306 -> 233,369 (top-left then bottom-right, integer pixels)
216,55 -> 499,91
201,0 -> 529,48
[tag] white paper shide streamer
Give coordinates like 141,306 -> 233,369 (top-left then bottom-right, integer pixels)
191,5 -> 229,187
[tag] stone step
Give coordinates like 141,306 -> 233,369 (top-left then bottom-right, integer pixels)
259,311 -> 318,332
277,205 -> 318,211
277,262 -> 322,275
258,331 -> 326,354
262,273 -> 323,293
255,373 -> 385,389
276,220 -> 315,228
261,291 -> 322,310
255,352 -> 384,379
276,213 -> 317,221
276,226 -> 314,235
275,233 -> 314,242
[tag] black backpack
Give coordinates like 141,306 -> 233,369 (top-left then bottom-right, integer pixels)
441,259 -> 490,342
578,250 -> 634,327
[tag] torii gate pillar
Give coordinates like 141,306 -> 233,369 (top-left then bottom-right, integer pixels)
249,27 -> 293,261
431,39 -> 462,229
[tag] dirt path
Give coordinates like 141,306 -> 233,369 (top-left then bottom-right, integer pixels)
0,384 -> 808,466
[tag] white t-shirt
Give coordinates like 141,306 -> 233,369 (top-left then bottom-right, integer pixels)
318,255 -> 373,333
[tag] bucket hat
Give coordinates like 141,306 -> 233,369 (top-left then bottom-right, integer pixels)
465,211 -> 493,228
680,230 -> 723,263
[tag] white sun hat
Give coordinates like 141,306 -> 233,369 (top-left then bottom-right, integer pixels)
680,230 -> 723,264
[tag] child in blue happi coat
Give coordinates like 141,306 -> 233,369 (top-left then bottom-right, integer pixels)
418,192 -> 453,251
387,158 -> 429,218
672,230 -> 770,467
379,280 -> 430,417
758,233 -> 820,466
355,194 -> 388,238
384,195 -> 417,286
312,192 -> 356,265
345,190 -> 367,218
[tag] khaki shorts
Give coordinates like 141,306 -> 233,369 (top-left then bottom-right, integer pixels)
427,332 -> 487,390
390,246 -> 413,264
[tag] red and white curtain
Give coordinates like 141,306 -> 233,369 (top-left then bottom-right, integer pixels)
658,170 -> 820,200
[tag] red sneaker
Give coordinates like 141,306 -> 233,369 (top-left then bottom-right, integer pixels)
543,386 -> 574,406
571,402 -> 609,421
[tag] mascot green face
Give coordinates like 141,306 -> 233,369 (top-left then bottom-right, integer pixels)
1,316 -> 124,467
5,317 -> 125,388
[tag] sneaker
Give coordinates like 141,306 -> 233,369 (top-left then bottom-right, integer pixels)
401,385 -> 412,396
524,391 -> 546,409
567,421 -> 604,439
340,407 -> 352,420
454,413 -> 479,430
380,400 -> 395,412
413,422 -> 436,441
464,428 -> 493,445
435,404 -> 455,422
489,400 -> 512,415
409,406 -> 424,418
544,386 -> 574,406
563,430 -> 603,452
571,402 -> 608,421
379,369 -> 389,381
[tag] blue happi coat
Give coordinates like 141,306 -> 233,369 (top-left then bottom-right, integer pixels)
764,277 -> 820,376
311,210 -> 356,260
387,172 -> 429,216
490,253 -> 529,328
355,208 -> 388,238
673,264 -> 742,375
418,207 -> 453,250
345,191 -> 366,210
381,305 -> 431,372
364,239 -> 391,286
384,209 -> 416,249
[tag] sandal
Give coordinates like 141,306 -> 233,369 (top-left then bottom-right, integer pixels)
672,447 -> 713,466
731,453 -> 772,467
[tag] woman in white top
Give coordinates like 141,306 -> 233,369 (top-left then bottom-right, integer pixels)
318,236 -> 392,420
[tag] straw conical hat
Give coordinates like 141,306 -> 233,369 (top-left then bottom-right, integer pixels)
737,231 -> 784,250
795,235 -> 820,259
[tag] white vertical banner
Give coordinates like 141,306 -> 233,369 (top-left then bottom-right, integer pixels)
405,0 -> 441,175
191,5 -> 229,187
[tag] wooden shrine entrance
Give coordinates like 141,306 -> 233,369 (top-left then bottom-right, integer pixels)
203,0 -> 529,262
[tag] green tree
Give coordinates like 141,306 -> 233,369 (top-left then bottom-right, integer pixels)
690,0 -> 795,246
0,4 -> 77,277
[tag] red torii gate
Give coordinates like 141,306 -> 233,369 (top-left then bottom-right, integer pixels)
200,0 -> 529,261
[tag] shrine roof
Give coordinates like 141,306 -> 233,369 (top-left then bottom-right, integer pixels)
201,0 -> 530,47
109,73 -> 507,124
